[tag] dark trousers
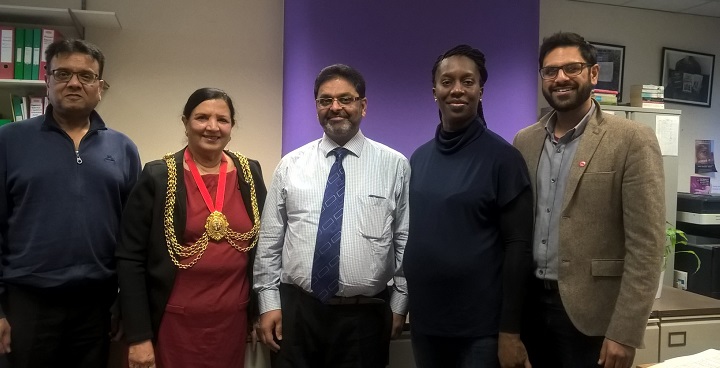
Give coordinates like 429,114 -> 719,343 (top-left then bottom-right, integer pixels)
271,283 -> 392,368
411,333 -> 499,368
521,280 -> 605,368
2,280 -> 115,368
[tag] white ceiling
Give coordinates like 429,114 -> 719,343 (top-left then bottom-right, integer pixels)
569,0 -> 720,17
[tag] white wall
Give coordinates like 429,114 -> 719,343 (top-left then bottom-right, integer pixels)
8,0 -> 285,182
540,0 -> 720,193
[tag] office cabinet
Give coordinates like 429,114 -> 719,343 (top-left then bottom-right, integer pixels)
659,316 -> 720,361
634,318 -> 660,366
632,286 -> 720,366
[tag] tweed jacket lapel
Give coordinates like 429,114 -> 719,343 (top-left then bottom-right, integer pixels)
561,106 -> 607,212
520,122 -> 546,207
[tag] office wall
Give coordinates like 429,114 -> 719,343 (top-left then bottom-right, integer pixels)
283,1 -> 540,158
540,0 -> 720,192
5,0 -> 285,180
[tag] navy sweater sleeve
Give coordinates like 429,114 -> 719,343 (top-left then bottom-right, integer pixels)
499,187 -> 533,333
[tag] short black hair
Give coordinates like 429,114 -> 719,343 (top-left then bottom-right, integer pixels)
538,32 -> 597,67
432,44 -> 489,121
45,39 -> 105,78
431,44 -> 488,86
313,64 -> 366,98
182,88 -> 237,126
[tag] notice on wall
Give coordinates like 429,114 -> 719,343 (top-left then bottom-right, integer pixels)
655,115 -> 679,156
695,139 -> 718,174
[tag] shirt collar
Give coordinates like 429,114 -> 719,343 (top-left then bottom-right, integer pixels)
543,103 -> 595,143
319,130 -> 365,158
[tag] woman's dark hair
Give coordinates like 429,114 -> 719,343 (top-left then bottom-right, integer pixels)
314,64 -> 366,98
538,32 -> 597,67
432,44 -> 488,121
182,88 -> 236,126
45,39 -> 105,77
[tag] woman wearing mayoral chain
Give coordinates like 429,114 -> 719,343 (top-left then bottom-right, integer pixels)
117,88 -> 267,368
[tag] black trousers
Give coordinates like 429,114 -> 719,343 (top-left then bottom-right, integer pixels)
272,283 -> 392,368
2,279 -> 116,368
521,279 -> 605,368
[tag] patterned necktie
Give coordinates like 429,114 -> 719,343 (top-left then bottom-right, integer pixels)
311,147 -> 349,302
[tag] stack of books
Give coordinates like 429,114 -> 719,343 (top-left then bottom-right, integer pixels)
630,85 -> 665,109
592,89 -> 618,105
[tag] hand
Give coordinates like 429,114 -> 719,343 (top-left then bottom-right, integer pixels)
598,338 -> 635,368
390,313 -> 406,339
0,318 -> 10,354
257,310 -> 282,352
128,340 -> 156,368
498,332 -> 531,368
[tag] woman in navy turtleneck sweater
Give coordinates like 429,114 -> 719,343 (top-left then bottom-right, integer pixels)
404,44 -> 533,368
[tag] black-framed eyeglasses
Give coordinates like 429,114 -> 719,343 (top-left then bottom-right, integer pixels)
315,96 -> 362,108
50,69 -> 100,85
539,62 -> 592,80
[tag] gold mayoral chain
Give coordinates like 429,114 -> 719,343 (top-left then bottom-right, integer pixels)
162,150 -> 260,269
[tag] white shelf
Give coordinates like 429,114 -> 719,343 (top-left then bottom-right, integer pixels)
71,9 -> 121,29
0,79 -> 46,88
0,5 -> 121,38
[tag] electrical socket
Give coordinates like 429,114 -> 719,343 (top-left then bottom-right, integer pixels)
674,270 -> 688,290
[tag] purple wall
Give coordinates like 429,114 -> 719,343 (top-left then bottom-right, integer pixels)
283,1 -> 540,158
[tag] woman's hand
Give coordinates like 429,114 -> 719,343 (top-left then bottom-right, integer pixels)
128,340 -> 156,368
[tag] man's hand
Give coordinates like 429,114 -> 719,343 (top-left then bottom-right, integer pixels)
257,310 -> 282,352
598,338 -> 635,368
0,318 -> 10,354
498,332 -> 531,368
390,313 -> 406,339
128,340 -> 155,368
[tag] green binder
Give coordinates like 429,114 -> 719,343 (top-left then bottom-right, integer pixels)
11,94 -> 24,122
23,29 -> 32,80
14,28 -> 24,80
31,28 -> 41,80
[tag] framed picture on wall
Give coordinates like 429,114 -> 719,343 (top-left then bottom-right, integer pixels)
661,47 -> 715,107
589,42 -> 625,100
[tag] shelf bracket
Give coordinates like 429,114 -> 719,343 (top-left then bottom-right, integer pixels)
67,8 -> 85,39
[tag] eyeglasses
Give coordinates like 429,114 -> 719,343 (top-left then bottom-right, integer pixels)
50,69 -> 100,85
315,96 -> 362,108
539,62 -> 592,80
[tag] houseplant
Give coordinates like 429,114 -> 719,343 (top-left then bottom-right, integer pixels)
657,222 -> 701,298
664,223 -> 700,273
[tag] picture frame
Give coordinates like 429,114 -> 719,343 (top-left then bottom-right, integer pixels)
661,47 -> 715,107
589,42 -> 625,101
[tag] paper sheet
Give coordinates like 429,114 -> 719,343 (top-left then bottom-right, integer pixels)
656,115 -> 680,156
653,349 -> 720,367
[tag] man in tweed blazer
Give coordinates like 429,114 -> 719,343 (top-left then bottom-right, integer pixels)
513,32 -> 665,368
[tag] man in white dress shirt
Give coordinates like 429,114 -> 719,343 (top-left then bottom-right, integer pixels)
254,64 -> 410,368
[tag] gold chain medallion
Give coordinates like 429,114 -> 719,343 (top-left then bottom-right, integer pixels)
206,211 -> 229,241
163,151 -> 260,269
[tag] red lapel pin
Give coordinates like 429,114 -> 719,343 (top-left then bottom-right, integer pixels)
579,161 -> 586,167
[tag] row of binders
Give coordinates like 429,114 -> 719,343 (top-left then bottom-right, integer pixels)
630,85 -> 664,109
8,94 -> 49,122
0,26 -> 64,80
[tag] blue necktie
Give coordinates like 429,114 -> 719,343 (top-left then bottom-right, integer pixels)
311,148 -> 348,302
